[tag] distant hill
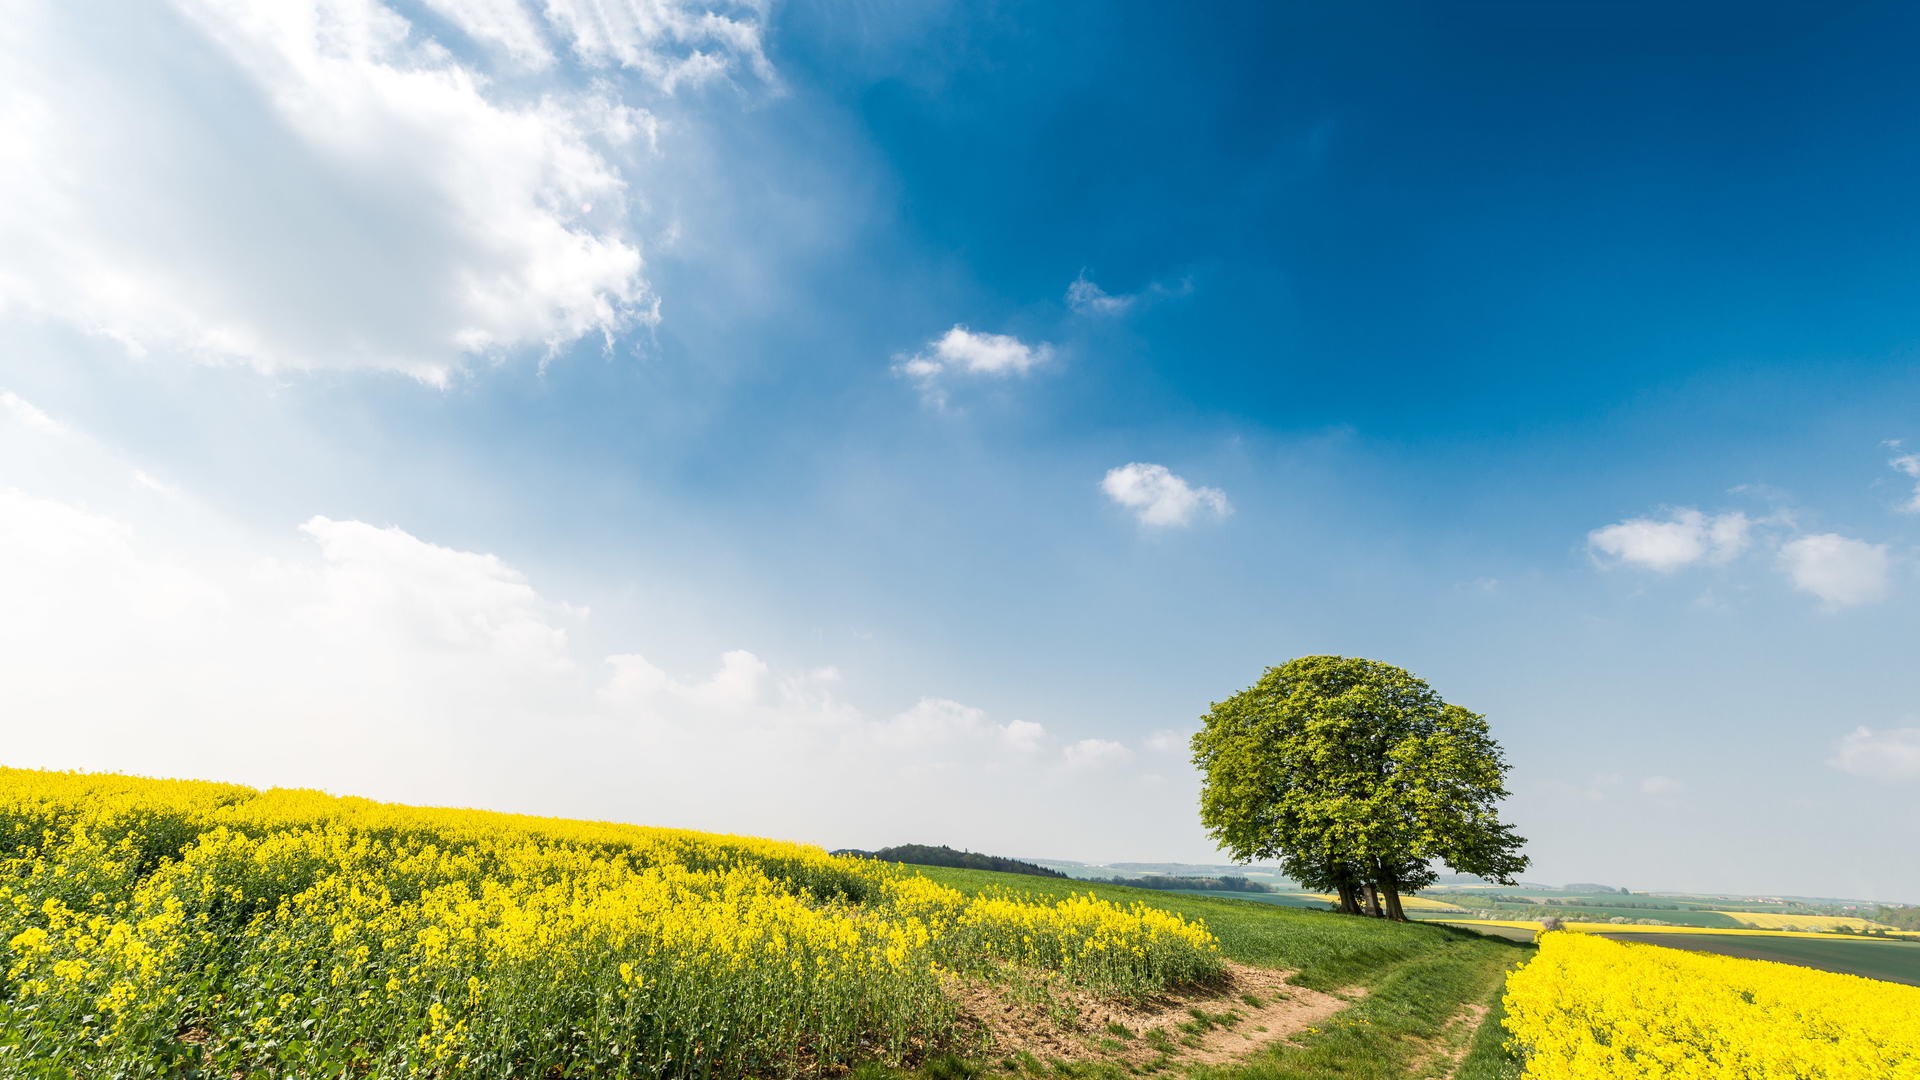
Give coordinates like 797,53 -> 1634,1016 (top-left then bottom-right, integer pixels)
838,844 -> 1067,879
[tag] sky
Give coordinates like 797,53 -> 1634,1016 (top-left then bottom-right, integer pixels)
2,0 -> 1918,901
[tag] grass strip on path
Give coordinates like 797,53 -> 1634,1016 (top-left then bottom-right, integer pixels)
882,867 -> 1532,1079
1191,934 -> 1527,1080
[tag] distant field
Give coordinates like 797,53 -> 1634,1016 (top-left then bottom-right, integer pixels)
1597,932 -> 1920,987
1716,911 -> 1897,932
1414,904 -> 1746,928
1158,888 -> 1337,909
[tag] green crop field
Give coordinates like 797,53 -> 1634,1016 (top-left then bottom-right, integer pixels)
1595,932 -> 1920,987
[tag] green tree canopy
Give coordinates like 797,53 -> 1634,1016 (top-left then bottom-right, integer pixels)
1190,655 -> 1527,919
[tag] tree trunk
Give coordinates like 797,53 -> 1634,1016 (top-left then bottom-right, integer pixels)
1363,883 -> 1383,918
1379,864 -> 1406,921
1335,881 -> 1361,915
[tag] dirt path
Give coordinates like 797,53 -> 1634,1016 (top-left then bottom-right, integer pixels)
1419,1000 -> 1491,1078
948,961 -> 1364,1070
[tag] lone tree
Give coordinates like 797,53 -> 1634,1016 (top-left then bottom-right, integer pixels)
1190,655 -> 1527,920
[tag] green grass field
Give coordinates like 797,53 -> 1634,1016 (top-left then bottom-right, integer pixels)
901,866 -> 1531,1078
1595,932 -> 1920,987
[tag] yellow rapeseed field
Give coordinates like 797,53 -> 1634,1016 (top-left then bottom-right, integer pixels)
1503,931 -> 1920,1078
1450,918 -> 1917,942
0,768 -> 1221,1077
1716,911 -> 1894,933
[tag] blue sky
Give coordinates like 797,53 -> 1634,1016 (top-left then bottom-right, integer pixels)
2,0 -> 1917,900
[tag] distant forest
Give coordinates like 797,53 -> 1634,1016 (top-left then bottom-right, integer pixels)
1879,905 -> 1920,930
840,844 -> 1067,879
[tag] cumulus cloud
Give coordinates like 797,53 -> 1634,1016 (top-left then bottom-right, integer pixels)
1829,726 -> 1920,781
1587,509 -> 1751,572
1778,533 -> 1890,610
1101,463 -> 1231,527
1065,272 -> 1136,315
0,0 -> 771,383
892,325 -> 1052,406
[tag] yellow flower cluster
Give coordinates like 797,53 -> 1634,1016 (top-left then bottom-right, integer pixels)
0,768 -> 1219,1077
1502,931 -> 1920,1078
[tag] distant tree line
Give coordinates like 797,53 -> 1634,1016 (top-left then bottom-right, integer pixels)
836,844 -> 1067,879
1092,874 -> 1274,893
1876,905 -> 1920,931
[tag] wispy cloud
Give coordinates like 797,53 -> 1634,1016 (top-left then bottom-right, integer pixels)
1829,726 -> 1920,781
1066,272 -> 1136,315
1890,446 -> 1920,512
1064,270 -> 1192,316
0,390 -> 67,437
1638,775 -> 1685,799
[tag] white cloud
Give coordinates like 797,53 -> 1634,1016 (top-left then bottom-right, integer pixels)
1143,729 -> 1191,754
539,0 -> 777,90
875,698 -> 1047,753
1829,726 -> 1920,781
417,0 -> 558,70
892,326 -> 1052,407
1587,509 -> 1750,572
1891,451 -> 1920,512
1778,533 -> 1890,610
295,515 -> 579,674
1101,463 -> 1231,527
1638,775 -> 1685,798
0,0 -> 770,383
1064,270 -> 1192,316
0,390 -> 66,436
1065,272 -> 1135,315
604,648 -> 768,711
1064,738 -> 1132,770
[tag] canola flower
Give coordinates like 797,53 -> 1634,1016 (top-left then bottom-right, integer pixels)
1502,931 -> 1920,1079
0,768 -> 1221,1078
